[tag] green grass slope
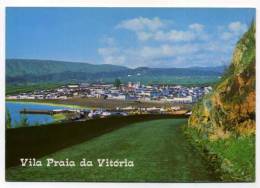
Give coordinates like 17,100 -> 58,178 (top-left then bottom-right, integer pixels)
7,115 -> 183,168
6,119 -> 218,182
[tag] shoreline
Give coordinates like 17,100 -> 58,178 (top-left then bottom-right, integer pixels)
6,100 -> 84,126
6,99 -> 85,109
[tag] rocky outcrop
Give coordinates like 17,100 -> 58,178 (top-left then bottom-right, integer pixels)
188,23 -> 255,139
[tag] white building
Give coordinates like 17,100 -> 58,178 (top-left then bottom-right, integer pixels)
172,96 -> 193,103
67,84 -> 79,88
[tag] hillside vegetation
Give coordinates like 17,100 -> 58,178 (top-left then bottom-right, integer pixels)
6,59 -> 128,77
186,22 -> 255,181
6,59 -> 224,85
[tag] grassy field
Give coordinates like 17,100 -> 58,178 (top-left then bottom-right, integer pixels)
6,115 -> 184,168
6,83 -> 63,95
52,113 -> 67,122
6,118 -> 217,182
184,127 -> 255,182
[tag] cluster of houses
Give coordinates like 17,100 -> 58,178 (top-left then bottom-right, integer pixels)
20,105 -> 188,122
79,106 -> 189,120
7,82 -> 212,104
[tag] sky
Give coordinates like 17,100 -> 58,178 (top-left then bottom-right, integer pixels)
6,8 -> 255,68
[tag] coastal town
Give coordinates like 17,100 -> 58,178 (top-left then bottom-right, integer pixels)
7,82 -> 212,104
7,82 -> 212,121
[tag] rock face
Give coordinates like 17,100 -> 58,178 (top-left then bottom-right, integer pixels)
188,23 -> 255,139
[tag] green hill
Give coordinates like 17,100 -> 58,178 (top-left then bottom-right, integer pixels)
186,22 -> 255,181
6,59 -> 128,77
6,59 -> 224,85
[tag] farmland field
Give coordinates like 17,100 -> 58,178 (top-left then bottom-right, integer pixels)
6,118 -> 217,182
7,98 -> 192,110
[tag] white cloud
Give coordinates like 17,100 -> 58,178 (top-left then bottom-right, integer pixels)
97,41 -> 234,68
228,21 -> 247,33
103,56 -> 126,65
140,44 -> 200,59
155,30 -> 198,42
117,17 -> 207,43
98,40 -> 126,65
136,29 -> 206,42
97,18 -> 247,68
98,47 -> 118,56
98,43 -> 202,67
152,27 -> 208,42
205,41 -> 233,53
97,36 -> 234,68
136,31 -> 153,41
220,21 -> 248,41
101,37 -> 116,46
116,17 -> 166,32
220,32 -> 233,40
189,23 -> 204,32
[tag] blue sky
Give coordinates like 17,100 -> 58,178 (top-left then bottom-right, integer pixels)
6,8 -> 255,68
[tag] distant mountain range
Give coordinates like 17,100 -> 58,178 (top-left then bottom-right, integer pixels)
6,59 -> 226,85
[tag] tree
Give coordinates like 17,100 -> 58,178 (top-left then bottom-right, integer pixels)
6,109 -> 12,129
114,78 -> 121,88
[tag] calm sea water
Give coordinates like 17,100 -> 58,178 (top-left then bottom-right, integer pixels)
6,102 -> 72,128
